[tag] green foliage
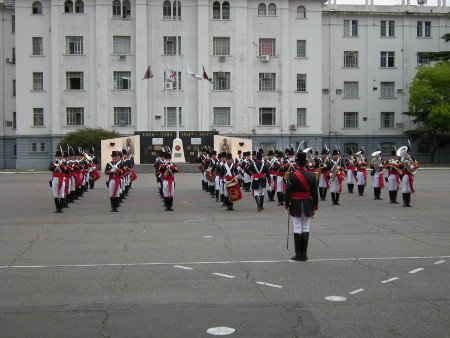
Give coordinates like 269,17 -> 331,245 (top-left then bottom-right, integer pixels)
57,128 -> 121,155
405,62 -> 450,162
417,33 -> 450,62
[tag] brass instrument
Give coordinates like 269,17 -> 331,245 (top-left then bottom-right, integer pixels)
329,160 -> 341,183
388,158 -> 402,175
397,145 -> 418,175
370,151 -> 383,173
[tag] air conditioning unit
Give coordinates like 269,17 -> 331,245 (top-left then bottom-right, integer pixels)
119,55 -> 126,61
165,82 -> 173,90
4,121 -> 12,127
218,72 -> 225,78
263,73 -> 272,79
289,124 -> 297,131
261,55 -> 270,62
118,121 -> 127,126
336,89 -> 342,94
322,89 -> 329,94
5,58 -> 12,63
397,88 -> 403,93
219,56 -> 226,62
396,122 -> 404,129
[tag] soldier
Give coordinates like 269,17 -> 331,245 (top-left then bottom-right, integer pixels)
318,149 -> 330,201
399,146 -> 419,207
219,153 -> 240,211
345,151 -> 357,193
196,148 -> 207,191
356,149 -> 368,196
387,150 -> 401,204
370,150 -> 385,200
154,151 -> 165,198
105,150 -> 124,212
267,150 -> 276,202
247,151 -> 271,211
88,148 -> 100,189
285,152 -> 319,261
49,150 -> 66,213
328,149 -> 346,205
271,151 -> 285,206
242,152 -> 252,192
160,153 -> 178,211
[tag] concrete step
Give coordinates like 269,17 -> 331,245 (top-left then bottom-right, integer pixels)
134,163 -> 202,174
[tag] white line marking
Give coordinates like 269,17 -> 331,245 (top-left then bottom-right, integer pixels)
212,273 -> 235,279
325,296 -> 347,302
206,327 -> 235,335
255,282 -> 283,289
434,260 -> 445,265
381,277 -> 399,284
409,268 -> 424,274
183,219 -> 206,223
203,236 -> 213,238
1,256 -> 449,270
349,289 -> 365,295
173,265 -> 193,270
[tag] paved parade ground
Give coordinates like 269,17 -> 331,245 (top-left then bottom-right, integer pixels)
0,170 -> 449,337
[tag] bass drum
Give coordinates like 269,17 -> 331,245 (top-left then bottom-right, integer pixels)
225,181 -> 242,203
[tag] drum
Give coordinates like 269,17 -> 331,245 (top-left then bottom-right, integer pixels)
90,168 -> 101,181
198,164 -> 204,172
284,172 -> 291,180
206,171 -> 216,183
130,169 -> 138,181
225,180 -> 242,203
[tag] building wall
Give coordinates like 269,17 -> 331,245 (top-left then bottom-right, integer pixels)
1,0 -> 449,169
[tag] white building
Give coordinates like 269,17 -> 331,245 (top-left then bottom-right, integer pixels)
0,0 -> 449,169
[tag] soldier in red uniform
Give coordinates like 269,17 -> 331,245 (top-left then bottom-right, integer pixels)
160,153 -> 178,211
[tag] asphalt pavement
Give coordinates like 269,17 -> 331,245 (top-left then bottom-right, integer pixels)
0,170 -> 449,337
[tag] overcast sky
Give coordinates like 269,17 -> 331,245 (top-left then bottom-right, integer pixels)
327,0 -> 441,5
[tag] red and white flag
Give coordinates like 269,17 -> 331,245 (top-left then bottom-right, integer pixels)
202,66 -> 213,84
164,64 -> 177,83
187,65 -> 203,81
142,66 -> 154,80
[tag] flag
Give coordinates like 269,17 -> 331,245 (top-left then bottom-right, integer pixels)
203,66 -> 213,84
187,65 -> 203,81
142,66 -> 154,80
164,64 -> 177,83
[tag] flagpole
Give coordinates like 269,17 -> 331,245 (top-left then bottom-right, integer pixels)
175,4 -> 179,139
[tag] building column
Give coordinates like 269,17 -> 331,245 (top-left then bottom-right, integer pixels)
95,0 -> 109,129
197,0 -> 209,131
135,0 -> 149,130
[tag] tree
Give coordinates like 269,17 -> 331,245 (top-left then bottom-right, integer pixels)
405,62 -> 450,163
57,127 -> 121,156
417,33 -> 450,62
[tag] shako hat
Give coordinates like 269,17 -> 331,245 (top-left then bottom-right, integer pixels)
332,149 -> 339,156
321,149 -> 329,155
296,152 -> 307,165
226,153 -> 233,160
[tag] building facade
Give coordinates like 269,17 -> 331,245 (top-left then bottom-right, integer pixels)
0,0 -> 449,169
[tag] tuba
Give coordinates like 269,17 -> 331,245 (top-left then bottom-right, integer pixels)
370,151 -> 382,173
329,160 -> 340,182
398,146 -> 418,175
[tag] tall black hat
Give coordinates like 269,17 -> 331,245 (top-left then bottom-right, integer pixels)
211,150 -> 217,156
111,150 -> 119,157
391,150 -> 397,156
315,151 -> 319,155
258,148 -> 264,154
226,153 -> 233,160
321,149 -> 329,155
237,150 -> 242,154
268,150 -> 274,155
348,150 -> 353,155
252,150 -> 257,156
55,150 -> 62,157
166,153 -> 172,159
256,152 -> 263,160
296,152 -> 307,164
332,149 -> 339,156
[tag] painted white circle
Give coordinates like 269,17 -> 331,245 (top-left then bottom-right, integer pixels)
206,327 -> 236,335
325,296 -> 347,302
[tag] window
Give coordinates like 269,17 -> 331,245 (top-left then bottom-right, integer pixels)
259,108 -> 276,126
222,2 -> 230,19
258,3 -> 266,16
344,112 -> 358,128
66,72 -> 84,90
33,72 -> 44,91
344,20 -> 358,37
380,51 -> 395,68
344,51 -> 358,67
213,37 -> 230,55
33,108 -> 44,126
417,55 -> 430,66
75,1 -> 84,13
344,82 -> 358,98
259,73 -> 276,91
112,0 -> 121,18
296,6 -> 306,18
113,36 -> 131,54
417,21 -> 431,37
381,142 -> 395,155
381,112 -> 395,128
163,0 -> 172,18
381,20 -> 395,37
344,143 -> 358,155
64,1 -> 74,13
66,107 -> 84,126
66,36 -> 83,55
417,141 -> 430,154
297,108 -> 306,126
123,0 -> 131,18
13,144 -> 17,156
213,72 -> 230,90
32,2 -> 42,14
114,107 -> 132,125
13,112 -> 16,129
260,142 -> 276,153
12,47 -> 15,64
164,36 -> 181,55
40,143 -> 46,151
213,2 -> 221,19
268,3 -> 276,16
12,79 -> 16,97
12,15 -> 15,33
113,71 -> 131,90
165,107 -> 182,126
296,74 -> 306,92
380,82 -> 395,98
259,38 -> 275,56
32,37 -> 43,56
213,107 -> 231,125
32,143 -> 37,152
297,40 -> 306,58
164,72 -> 181,90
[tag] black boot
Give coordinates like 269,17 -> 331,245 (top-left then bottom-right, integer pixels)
347,184 -> 351,193
377,187 -> 383,200
374,188 -> 378,200
349,184 -> 354,193
260,196 -> 264,210
59,198 -> 65,213
331,192 -> 336,205
319,187 -> 324,201
393,191 -> 399,204
168,197 -> 174,211
164,197 -> 170,211
402,193 -> 408,207
323,188 -> 328,201
114,197 -> 120,212
210,186 -> 215,198
65,195 -> 70,208
110,197 -> 115,212
335,193 -> 341,205
216,190 -> 219,202
291,233 -> 303,261
255,196 -> 261,212
300,232 -> 309,261
227,200 -> 234,210
406,193 -> 412,207
277,192 -> 283,206
54,198 -> 60,213
389,191 -> 394,204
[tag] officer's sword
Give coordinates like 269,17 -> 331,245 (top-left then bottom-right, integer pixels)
287,214 -> 290,250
